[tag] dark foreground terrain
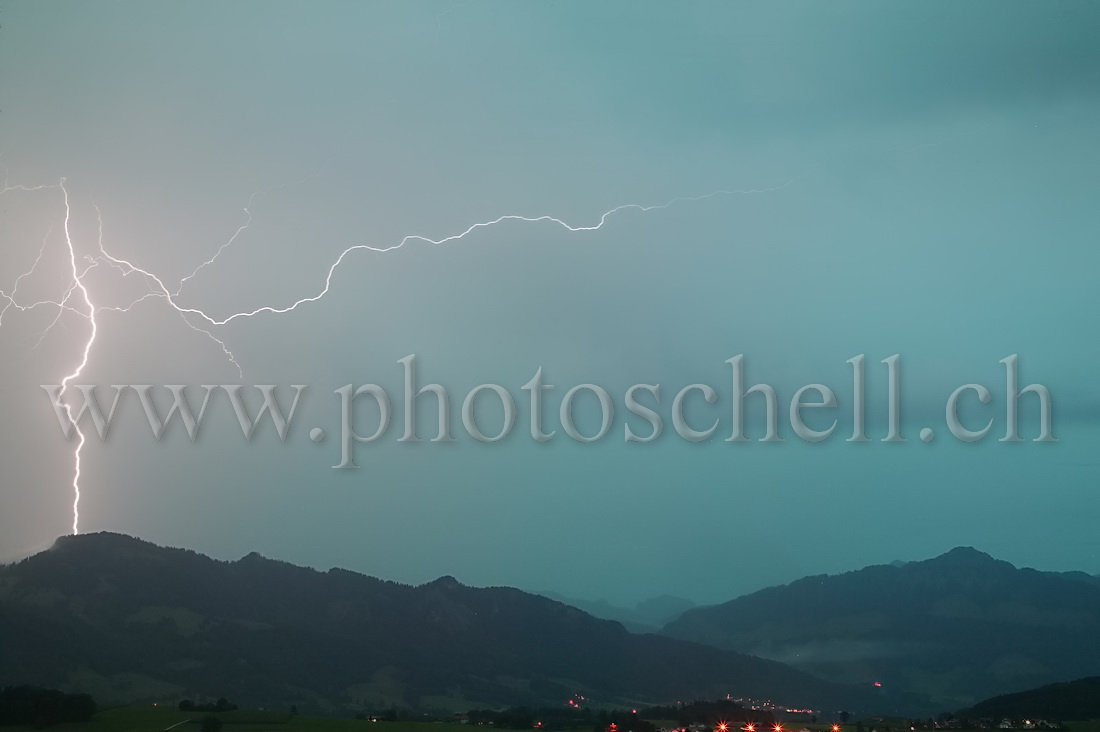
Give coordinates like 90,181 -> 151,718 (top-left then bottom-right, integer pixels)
0,533 -> 896,715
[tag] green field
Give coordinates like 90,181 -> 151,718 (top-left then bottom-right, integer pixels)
2,706 -> 485,732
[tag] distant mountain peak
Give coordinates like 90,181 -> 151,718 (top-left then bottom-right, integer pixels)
46,531 -> 174,561
928,546 -> 1004,566
52,531 -> 149,550
426,574 -> 463,589
662,545 -> 1100,711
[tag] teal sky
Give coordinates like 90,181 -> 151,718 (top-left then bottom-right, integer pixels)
2,1 -> 1099,605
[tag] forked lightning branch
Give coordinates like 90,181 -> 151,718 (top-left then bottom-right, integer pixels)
1,172 -> 789,534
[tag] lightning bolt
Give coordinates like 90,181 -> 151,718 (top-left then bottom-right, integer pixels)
57,180 -> 96,537
1,165 -> 794,535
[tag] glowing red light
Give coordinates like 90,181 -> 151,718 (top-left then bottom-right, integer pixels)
874,682 -> 882,687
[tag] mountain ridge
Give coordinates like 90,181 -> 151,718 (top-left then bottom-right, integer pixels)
959,676 -> 1100,720
0,532 -> 899,717
661,547 -> 1100,710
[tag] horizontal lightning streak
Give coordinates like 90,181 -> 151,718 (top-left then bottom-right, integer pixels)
101,181 -> 794,328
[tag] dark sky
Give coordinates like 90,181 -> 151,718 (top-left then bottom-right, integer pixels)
2,1 -> 1099,605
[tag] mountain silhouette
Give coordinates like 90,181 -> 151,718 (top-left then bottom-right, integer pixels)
0,533 -> 894,716
960,676 -> 1100,720
661,547 -> 1100,709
